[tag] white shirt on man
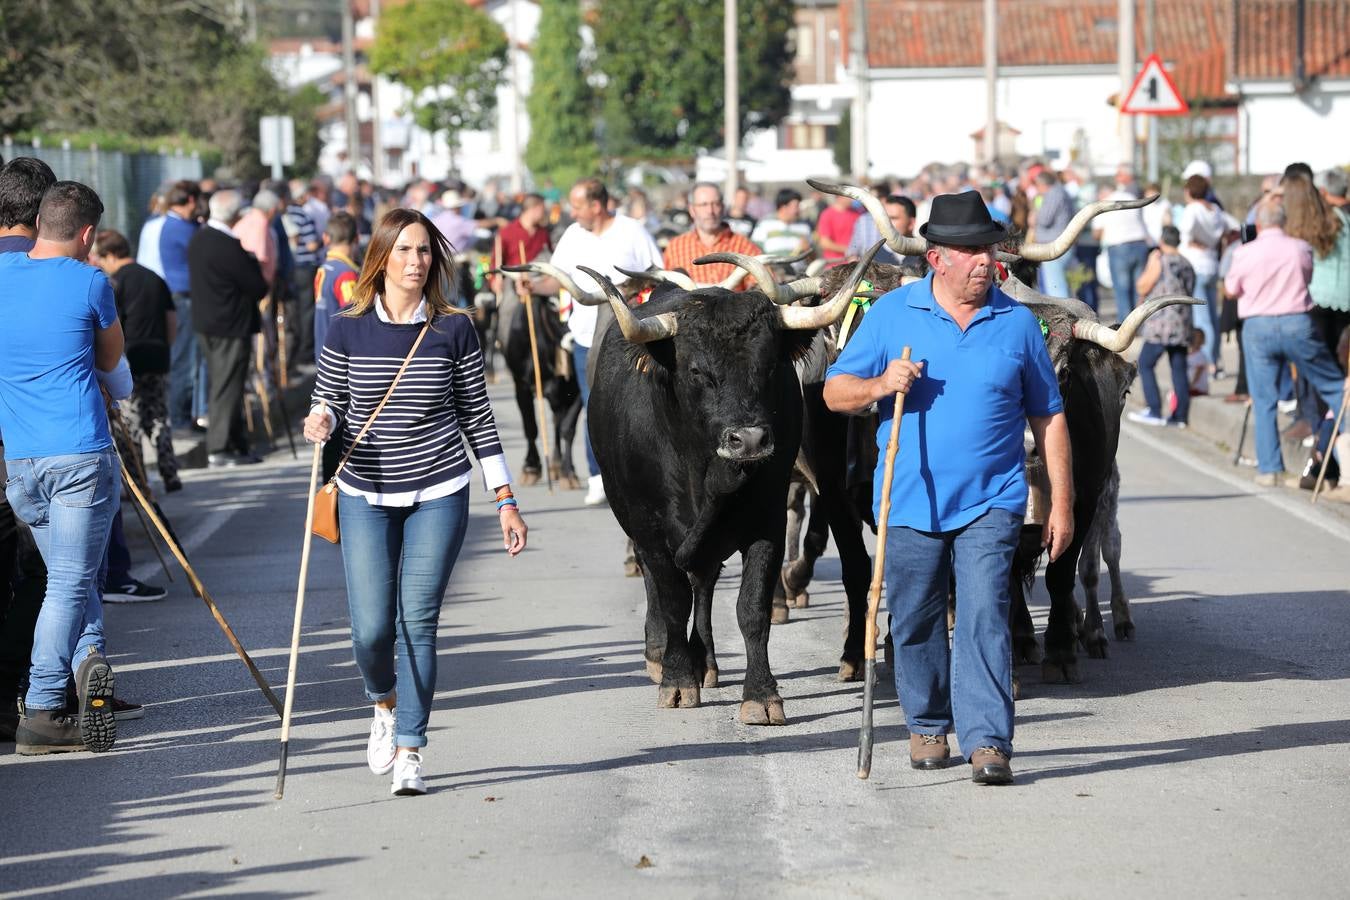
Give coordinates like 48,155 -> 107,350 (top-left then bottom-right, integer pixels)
550,214 -> 662,348
1096,190 -> 1151,247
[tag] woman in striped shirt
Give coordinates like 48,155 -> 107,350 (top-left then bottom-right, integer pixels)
303,208 -> 527,797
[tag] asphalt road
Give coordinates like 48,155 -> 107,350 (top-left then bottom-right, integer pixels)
4,382 -> 1348,899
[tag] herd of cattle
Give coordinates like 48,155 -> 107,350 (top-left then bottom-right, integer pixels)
501,185 -> 1199,723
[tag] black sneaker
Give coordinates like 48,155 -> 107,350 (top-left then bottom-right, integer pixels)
15,709 -> 86,754
112,697 -> 144,721
75,652 -> 117,752
103,579 -> 167,604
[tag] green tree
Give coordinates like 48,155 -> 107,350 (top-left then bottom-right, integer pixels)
524,0 -> 599,189
592,0 -> 794,160
370,0 -> 508,169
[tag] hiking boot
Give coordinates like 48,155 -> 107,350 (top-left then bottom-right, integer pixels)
970,746 -> 1014,785
15,709 -> 86,755
75,652 -> 117,752
909,733 -> 950,770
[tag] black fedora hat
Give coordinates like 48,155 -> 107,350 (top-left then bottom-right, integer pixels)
918,190 -> 1008,247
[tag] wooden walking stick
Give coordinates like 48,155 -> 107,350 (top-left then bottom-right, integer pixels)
107,405 -> 173,582
520,240 -> 554,493
276,402 -> 326,799
858,346 -> 911,780
1312,390 -> 1349,504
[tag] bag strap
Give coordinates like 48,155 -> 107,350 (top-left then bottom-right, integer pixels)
330,321 -> 431,482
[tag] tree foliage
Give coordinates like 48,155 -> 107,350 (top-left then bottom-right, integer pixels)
370,0 -> 508,157
592,0 -> 795,159
0,0 -> 323,178
524,0 -> 599,188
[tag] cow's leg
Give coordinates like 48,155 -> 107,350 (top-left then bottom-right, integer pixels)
1041,547 -> 1085,685
688,561 -> 721,688
1010,527 -> 1043,666
554,392 -> 583,490
782,491 -> 828,608
513,380 -> 542,484
784,479 -> 807,565
1104,512 -> 1132,640
640,547 -> 701,708
737,536 -> 787,725
1077,509 -> 1109,659
827,496 -> 871,682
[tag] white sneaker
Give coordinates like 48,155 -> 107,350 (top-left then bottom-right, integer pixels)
366,705 -> 396,775
391,750 -> 426,796
1126,409 -> 1166,427
583,474 -> 607,507
1278,399 -> 1298,415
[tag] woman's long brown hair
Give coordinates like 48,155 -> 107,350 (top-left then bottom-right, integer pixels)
340,207 -> 468,319
1281,173 -> 1342,258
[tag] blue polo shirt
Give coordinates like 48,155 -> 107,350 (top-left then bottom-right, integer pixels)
826,273 -> 1062,532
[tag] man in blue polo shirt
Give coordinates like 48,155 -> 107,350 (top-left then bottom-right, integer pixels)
0,182 -> 129,755
824,191 -> 1073,785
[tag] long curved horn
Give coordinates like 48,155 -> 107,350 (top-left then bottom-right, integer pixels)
577,265 -> 678,344
804,258 -> 828,278
695,251 -> 786,301
761,249 -> 812,269
501,261 -> 609,306
1017,195 -> 1158,262
778,241 -> 884,330
615,266 -> 698,291
999,273 -> 1099,319
807,178 -> 929,258
1070,293 -> 1202,352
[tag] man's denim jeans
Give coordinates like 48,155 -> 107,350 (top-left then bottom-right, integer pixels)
572,342 -> 599,477
1241,314 -> 1347,474
884,507 -> 1022,759
4,449 -> 119,711
169,294 -> 207,426
1190,273 -> 1221,371
1107,241 -> 1150,324
338,489 -> 469,748
1038,255 -> 1071,300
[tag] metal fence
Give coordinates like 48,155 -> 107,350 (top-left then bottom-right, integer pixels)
1,137 -> 203,252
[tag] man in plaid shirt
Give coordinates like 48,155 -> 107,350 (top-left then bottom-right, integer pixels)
662,182 -> 762,291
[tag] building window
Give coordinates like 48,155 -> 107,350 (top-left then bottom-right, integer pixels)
778,121 -> 838,150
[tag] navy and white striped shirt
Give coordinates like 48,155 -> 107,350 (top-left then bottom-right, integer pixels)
314,300 -> 510,505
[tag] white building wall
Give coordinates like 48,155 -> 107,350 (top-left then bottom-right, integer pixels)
1235,82 -> 1350,175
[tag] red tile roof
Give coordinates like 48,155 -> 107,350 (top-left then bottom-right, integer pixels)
840,0 -> 1238,101
1233,0 -> 1350,81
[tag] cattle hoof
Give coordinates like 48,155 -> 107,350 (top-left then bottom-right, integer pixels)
548,463 -> 563,482
659,685 -> 700,709
1114,621 -> 1136,641
520,469 -> 541,486
646,660 -> 663,684
837,659 -> 862,682
1041,659 -> 1080,684
770,604 -> 790,625
624,560 -> 643,578
1013,638 -> 1043,666
702,668 -> 719,689
564,475 -> 582,491
785,590 -> 809,609
739,698 -> 788,726
1083,637 -> 1109,659
1012,672 -> 1022,701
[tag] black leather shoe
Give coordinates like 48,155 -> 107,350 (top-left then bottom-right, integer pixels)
970,746 -> 1013,785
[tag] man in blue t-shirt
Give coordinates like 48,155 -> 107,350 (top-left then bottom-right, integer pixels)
824,191 -> 1073,786
0,181 -> 129,755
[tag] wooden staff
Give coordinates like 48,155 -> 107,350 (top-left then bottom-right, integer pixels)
1312,390 -> 1349,504
275,402 -> 326,799
107,407 -> 173,583
116,450 -> 283,717
858,346 -> 911,780
520,239 -> 554,493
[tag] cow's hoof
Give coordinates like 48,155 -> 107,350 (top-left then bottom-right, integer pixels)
1013,636 -> 1043,666
624,560 -> 643,578
770,605 -> 790,625
547,463 -> 562,482
646,660 -> 663,684
520,469 -> 541,486
837,659 -> 862,682
1012,671 -> 1022,701
1114,621 -> 1135,641
739,698 -> 787,726
702,668 -> 719,689
1082,634 -> 1109,659
783,559 -> 810,594
658,685 -> 700,709
1041,658 -> 1080,684
563,475 -> 582,491
785,589 -> 809,608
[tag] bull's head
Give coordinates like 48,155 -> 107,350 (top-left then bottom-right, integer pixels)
578,243 -> 881,463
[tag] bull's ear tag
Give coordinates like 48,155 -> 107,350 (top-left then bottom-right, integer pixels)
1037,316 -> 1049,341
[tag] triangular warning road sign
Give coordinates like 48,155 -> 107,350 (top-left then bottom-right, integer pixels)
1121,53 -> 1189,115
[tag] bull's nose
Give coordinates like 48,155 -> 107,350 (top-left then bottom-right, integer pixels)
718,426 -> 773,461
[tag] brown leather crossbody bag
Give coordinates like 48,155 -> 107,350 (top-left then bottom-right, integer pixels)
311,322 -> 430,543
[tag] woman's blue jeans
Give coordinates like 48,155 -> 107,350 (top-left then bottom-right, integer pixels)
1137,342 -> 1191,423
3,450 -> 119,711
884,507 -> 1022,759
338,488 -> 469,748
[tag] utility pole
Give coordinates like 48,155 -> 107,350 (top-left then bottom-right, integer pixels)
1117,0 -> 1136,167
508,0 -> 525,194
371,0 -> 384,186
1145,0 -> 1157,182
983,0 -> 997,167
850,0 -> 870,180
342,1 -> 360,174
724,0 -> 739,200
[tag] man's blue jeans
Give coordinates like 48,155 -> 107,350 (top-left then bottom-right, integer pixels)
1137,342 -> 1191,423
1241,313 -> 1346,474
572,342 -> 600,477
3,450 -> 119,711
338,489 -> 469,748
884,507 -> 1022,759
1038,255 -> 1071,299
1107,241 -> 1150,324
169,294 -> 206,426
